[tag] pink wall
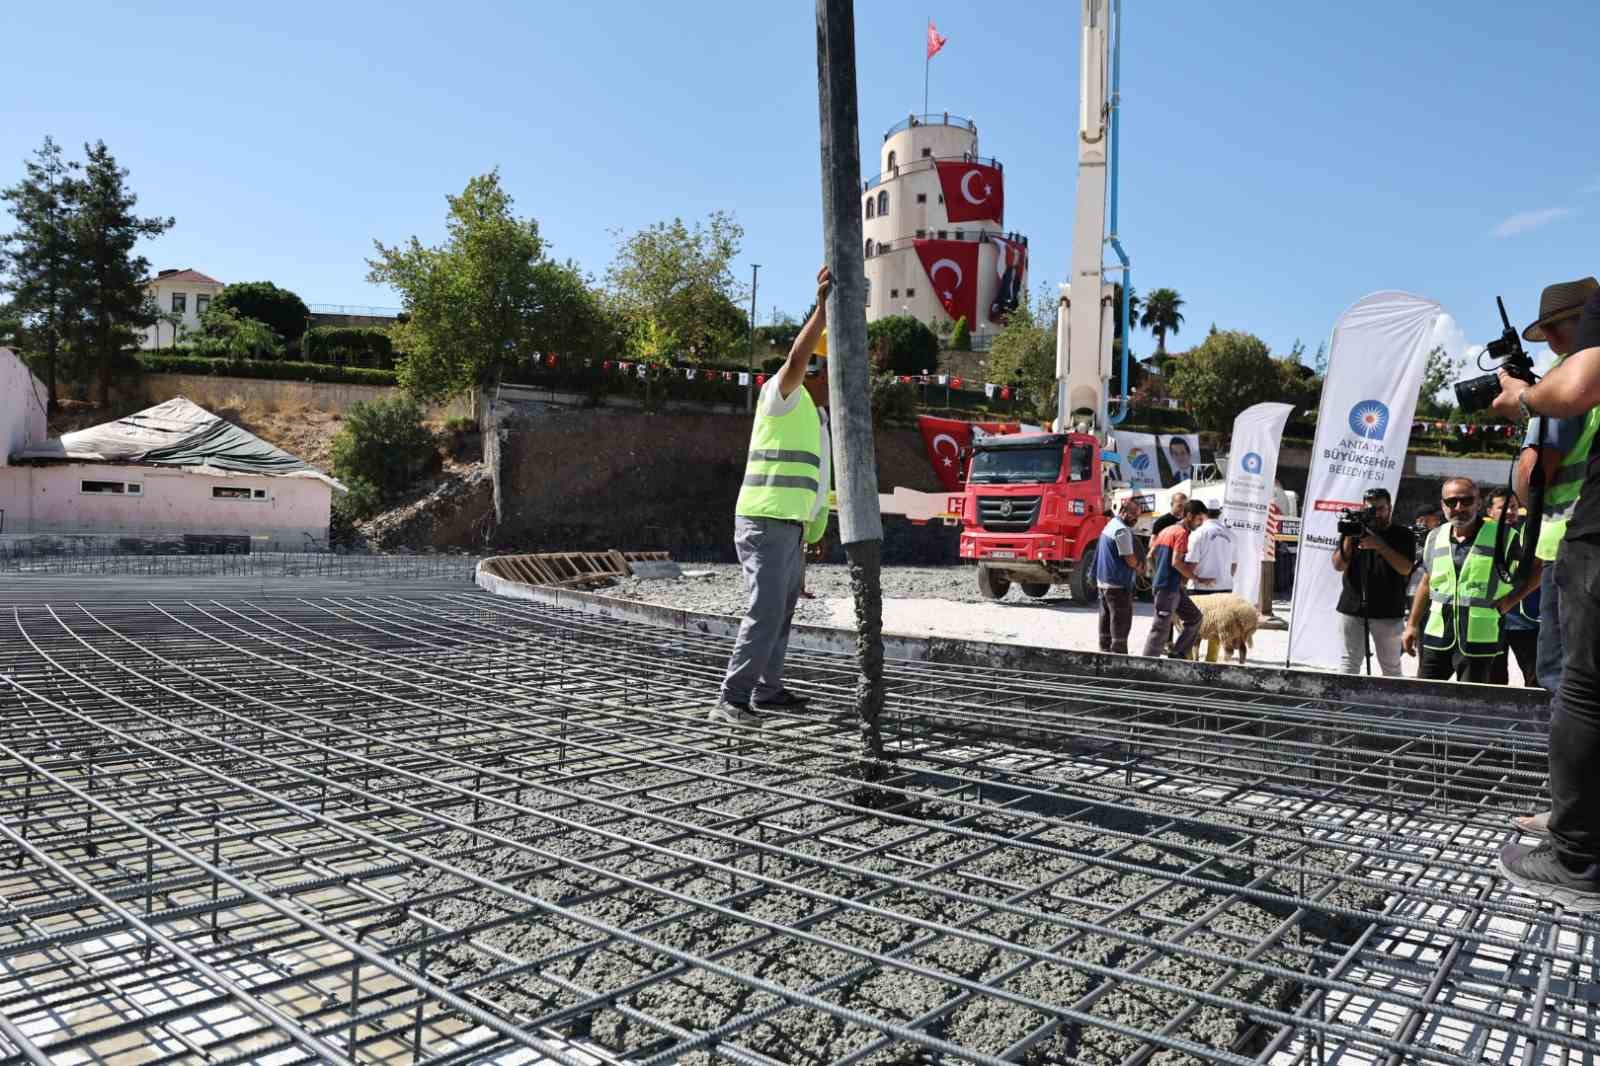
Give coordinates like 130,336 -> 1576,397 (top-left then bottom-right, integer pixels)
0,462 -> 331,548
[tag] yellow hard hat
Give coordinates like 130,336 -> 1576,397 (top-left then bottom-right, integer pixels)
814,329 -> 827,357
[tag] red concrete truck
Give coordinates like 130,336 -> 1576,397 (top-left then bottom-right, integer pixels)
953,431 -> 1109,602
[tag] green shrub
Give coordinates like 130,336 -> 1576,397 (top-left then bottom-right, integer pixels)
330,396 -> 438,500
304,326 -> 396,368
950,316 -> 972,352
333,477 -> 382,526
871,374 -> 917,425
183,308 -> 284,360
868,315 -> 940,376
443,415 -> 478,434
138,353 -> 398,386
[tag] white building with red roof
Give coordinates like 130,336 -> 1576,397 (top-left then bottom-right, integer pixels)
140,268 -> 224,350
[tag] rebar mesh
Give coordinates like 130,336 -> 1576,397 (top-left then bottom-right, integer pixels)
0,578 -> 1592,1065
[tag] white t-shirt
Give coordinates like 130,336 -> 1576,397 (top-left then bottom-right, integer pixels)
1185,519 -> 1235,591
759,378 -> 830,521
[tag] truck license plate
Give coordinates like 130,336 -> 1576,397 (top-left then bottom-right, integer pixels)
987,551 -> 1017,559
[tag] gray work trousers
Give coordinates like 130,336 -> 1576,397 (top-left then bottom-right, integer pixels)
1337,612 -> 1406,676
721,516 -> 804,705
1143,586 -> 1202,659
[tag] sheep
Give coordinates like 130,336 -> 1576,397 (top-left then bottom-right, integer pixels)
1186,593 -> 1260,665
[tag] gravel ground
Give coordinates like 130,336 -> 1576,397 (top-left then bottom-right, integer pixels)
606,565 -> 1301,666
602,565 -> 1533,681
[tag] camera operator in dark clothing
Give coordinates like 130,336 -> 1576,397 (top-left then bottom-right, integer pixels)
1491,282 -> 1600,911
1402,478 -> 1512,684
1330,487 -> 1415,675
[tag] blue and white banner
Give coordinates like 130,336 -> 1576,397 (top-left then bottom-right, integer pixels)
1288,292 -> 1442,668
1223,402 -> 1294,608
1110,431 -> 1200,490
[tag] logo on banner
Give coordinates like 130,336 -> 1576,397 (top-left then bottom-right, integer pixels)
1128,448 -> 1151,473
1240,451 -> 1263,474
1348,400 -> 1390,440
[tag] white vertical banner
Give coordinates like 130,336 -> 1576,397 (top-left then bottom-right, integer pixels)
1288,291 -> 1442,668
1223,402 -> 1294,608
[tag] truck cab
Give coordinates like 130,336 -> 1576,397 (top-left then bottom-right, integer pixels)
956,431 -> 1108,602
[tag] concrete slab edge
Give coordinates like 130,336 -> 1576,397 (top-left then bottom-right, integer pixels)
475,561 -> 1549,720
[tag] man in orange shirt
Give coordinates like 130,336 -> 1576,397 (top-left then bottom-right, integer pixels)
1142,499 -> 1206,659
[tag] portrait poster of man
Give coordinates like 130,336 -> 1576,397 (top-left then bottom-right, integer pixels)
1156,434 -> 1200,486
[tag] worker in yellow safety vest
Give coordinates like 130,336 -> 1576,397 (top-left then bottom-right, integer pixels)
1402,476 -> 1515,684
713,266 -> 833,726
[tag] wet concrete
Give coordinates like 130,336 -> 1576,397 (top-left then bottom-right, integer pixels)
394,737 -> 1386,1064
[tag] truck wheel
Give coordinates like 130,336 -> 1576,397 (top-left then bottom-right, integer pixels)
977,567 -> 1011,601
1069,553 -> 1099,604
1020,582 -> 1052,599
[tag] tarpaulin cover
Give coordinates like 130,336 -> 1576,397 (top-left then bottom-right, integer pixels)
12,397 -> 343,489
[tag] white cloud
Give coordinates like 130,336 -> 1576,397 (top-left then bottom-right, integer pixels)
1490,207 -> 1573,238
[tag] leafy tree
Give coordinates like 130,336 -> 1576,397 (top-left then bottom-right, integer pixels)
1166,329 -> 1280,432
370,170 -> 579,408
1,137 -> 83,412
1310,340 -> 1328,376
1416,344 -> 1452,418
950,315 -> 972,352
1275,357 -> 1323,416
1139,287 -> 1185,355
984,296 -> 1055,421
606,212 -> 746,362
866,314 -> 940,375
330,395 -> 437,501
183,307 -> 283,360
71,141 -> 173,404
753,312 -> 801,360
211,281 -> 310,342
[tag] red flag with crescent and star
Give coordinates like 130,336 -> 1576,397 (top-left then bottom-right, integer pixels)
926,20 -> 947,59
934,161 -> 1003,224
917,415 -> 1020,492
913,238 -> 980,328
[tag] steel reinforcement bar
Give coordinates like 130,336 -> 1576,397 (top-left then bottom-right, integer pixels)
0,587 -> 1592,1065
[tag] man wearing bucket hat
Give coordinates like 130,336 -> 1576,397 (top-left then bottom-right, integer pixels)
1491,277 -> 1600,911
713,266 -> 834,727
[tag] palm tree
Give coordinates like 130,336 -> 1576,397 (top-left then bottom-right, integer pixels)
1139,287 -> 1185,355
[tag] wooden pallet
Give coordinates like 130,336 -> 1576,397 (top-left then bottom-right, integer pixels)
483,550 -> 672,589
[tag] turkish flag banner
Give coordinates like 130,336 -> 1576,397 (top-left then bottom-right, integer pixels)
926,20 -> 947,59
935,161 -> 1003,224
917,415 -> 1021,493
913,239 -> 981,328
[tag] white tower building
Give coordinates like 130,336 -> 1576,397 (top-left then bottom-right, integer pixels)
861,113 -> 1026,346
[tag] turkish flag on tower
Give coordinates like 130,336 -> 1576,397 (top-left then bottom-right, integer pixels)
914,239 -> 980,328
927,20 -> 947,59
935,161 -> 1004,224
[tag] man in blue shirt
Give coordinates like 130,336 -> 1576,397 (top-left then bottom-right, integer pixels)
1096,496 -> 1145,653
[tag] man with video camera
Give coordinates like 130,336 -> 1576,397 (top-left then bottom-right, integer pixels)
1330,487 -> 1415,675
1490,278 -> 1600,911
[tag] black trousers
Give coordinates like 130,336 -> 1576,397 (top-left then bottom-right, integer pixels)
1490,628 -> 1539,686
1098,586 -> 1134,654
1417,643 -> 1495,684
1550,537 -> 1600,871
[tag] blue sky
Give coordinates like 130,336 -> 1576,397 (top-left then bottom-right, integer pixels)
5,1 -> 1597,373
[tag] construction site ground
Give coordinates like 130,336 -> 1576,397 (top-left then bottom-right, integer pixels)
0,555 -> 1579,1065
601,564 -> 1534,685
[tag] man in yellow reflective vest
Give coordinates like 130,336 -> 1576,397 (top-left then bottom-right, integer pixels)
714,266 -> 833,726
1401,477 -> 1517,684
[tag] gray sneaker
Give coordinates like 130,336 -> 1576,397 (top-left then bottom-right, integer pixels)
1498,841 -> 1600,913
708,700 -> 763,727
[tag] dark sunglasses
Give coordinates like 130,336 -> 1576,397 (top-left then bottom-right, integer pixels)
1442,496 -> 1476,509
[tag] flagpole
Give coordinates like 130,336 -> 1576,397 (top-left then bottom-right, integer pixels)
923,17 -> 930,115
